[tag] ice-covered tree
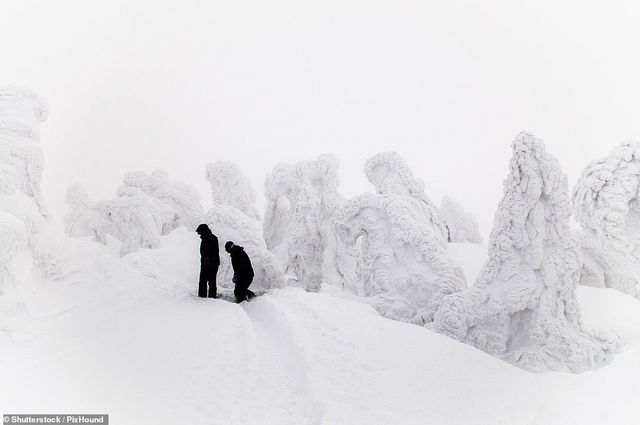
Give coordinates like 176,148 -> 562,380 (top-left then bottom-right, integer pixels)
66,170 -> 205,255
64,183 -> 108,244
204,204 -> 286,290
65,184 -> 167,255
440,196 -> 482,243
0,212 -> 27,291
206,161 -> 260,221
572,141 -> 640,298
0,87 -> 63,279
102,186 -> 180,255
333,152 -> 466,325
123,170 -> 204,231
264,155 -> 345,291
0,87 -> 49,217
430,132 -> 619,373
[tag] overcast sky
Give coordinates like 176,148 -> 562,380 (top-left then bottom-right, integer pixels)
2,0 -> 640,234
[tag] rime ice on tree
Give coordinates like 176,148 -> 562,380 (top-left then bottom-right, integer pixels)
203,161 -> 285,290
0,212 -> 27,291
64,183 -> 108,244
123,170 -> 204,231
573,142 -> 640,299
0,87 -> 63,282
65,171 -> 204,256
333,152 -> 466,325
263,155 -> 345,291
0,87 -> 49,218
440,196 -> 482,244
206,161 -> 261,221
203,205 -> 286,291
430,132 -> 619,373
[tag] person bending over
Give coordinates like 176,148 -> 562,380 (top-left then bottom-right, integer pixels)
225,241 -> 255,302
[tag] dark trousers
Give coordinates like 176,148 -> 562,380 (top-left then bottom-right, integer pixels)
199,264 -> 219,298
233,274 -> 255,302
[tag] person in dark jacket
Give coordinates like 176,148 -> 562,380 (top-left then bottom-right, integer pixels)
196,224 -> 220,298
225,241 -> 255,302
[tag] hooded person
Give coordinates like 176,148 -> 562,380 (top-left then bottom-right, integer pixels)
225,241 -> 255,302
196,224 -> 220,298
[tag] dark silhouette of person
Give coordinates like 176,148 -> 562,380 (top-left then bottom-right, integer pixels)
196,224 -> 220,298
225,241 -> 255,302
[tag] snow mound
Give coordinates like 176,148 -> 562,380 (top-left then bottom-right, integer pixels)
430,132 -> 620,373
333,152 -> 466,325
206,161 -> 260,221
263,155 -> 345,291
440,195 -> 483,243
572,141 -> 640,298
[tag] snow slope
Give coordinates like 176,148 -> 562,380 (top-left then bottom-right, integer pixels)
1,228 -> 640,425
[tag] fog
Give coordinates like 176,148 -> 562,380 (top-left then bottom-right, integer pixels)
2,0 -> 640,234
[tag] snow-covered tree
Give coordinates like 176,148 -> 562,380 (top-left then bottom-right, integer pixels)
0,87 -> 49,217
101,199 -> 158,254
0,212 -> 27,291
204,204 -> 286,290
123,170 -> 204,231
65,184 -> 168,255
430,132 -> 619,373
66,170 -> 205,255
440,196 -> 482,243
333,152 -> 466,325
206,161 -> 260,221
264,155 -> 345,291
572,141 -> 640,298
64,183 -> 108,244
0,87 -> 63,279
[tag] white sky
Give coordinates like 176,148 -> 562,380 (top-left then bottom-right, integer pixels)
2,0 -> 640,234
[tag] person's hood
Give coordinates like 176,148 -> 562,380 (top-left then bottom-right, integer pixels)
196,223 -> 212,236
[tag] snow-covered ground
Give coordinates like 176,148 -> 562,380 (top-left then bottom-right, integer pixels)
1,228 -> 639,425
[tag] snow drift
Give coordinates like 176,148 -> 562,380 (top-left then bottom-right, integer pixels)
573,141 -> 640,299
333,152 -> 466,325
430,132 -> 619,372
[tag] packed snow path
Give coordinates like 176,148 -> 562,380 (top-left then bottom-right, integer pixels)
2,230 -> 640,425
